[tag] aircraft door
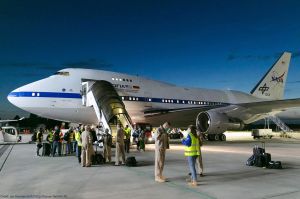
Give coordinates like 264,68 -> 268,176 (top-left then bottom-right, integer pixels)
144,91 -> 152,109
81,82 -> 88,106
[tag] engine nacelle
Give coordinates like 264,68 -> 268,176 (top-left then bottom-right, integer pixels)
196,110 -> 244,134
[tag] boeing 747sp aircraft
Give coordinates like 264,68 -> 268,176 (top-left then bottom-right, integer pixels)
7,52 -> 300,140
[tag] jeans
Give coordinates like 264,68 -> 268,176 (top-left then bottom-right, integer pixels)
67,142 -> 72,154
52,141 -> 61,156
72,141 -> 77,152
36,143 -> 42,156
187,156 -> 197,181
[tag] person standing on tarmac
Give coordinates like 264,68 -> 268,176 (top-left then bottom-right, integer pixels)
124,125 -> 131,153
81,125 -> 93,167
115,123 -> 126,166
182,125 -> 200,187
154,122 -> 171,183
75,127 -> 82,164
196,130 -> 204,177
46,129 -> 53,154
36,128 -> 44,156
132,125 -> 140,151
138,127 -> 145,152
103,128 -> 112,163
52,126 -> 62,157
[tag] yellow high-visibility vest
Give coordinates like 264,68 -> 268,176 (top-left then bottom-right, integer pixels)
48,132 -> 53,142
124,127 -> 131,138
184,133 -> 200,156
75,131 -> 82,146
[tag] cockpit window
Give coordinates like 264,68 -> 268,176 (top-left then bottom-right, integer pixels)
54,71 -> 70,76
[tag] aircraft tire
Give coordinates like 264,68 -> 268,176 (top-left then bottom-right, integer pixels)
207,134 -> 214,141
214,134 -> 219,141
219,134 -> 226,141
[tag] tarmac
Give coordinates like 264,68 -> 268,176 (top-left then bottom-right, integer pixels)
0,137 -> 300,199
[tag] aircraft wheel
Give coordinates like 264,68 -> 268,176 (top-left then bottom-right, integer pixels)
214,134 -> 219,141
219,134 -> 226,141
207,134 -> 214,141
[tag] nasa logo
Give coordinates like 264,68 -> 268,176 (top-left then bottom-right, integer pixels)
271,72 -> 285,83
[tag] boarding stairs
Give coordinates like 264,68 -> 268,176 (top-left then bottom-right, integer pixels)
81,80 -> 133,133
268,115 -> 293,132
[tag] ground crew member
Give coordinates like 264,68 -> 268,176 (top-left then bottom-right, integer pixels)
196,130 -> 204,177
124,125 -> 131,153
46,129 -> 54,154
52,126 -> 61,156
115,124 -> 126,166
103,128 -> 112,163
81,125 -> 93,167
182,125 -> 200,187
75,127 -> 82,164
70,128 -> 77,153
36,128 -> 44,156
154,122 -> 171,182
67,127 -> 74,154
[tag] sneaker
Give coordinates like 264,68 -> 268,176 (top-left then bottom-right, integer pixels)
188,181 -> 197,187
155,178 -> 165,183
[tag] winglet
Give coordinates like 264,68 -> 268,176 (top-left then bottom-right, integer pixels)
251,52 -> 291,100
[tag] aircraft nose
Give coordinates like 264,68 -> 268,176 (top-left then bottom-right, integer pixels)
7,88 -> 21,107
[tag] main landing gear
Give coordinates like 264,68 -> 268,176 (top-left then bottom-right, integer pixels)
204,133 -> 226,141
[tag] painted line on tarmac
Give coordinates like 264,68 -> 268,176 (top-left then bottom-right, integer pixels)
125,167 -> 217,199
0,144 -> 14,173
0,145 -> 10,158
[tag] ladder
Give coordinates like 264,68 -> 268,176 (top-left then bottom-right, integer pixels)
81,80 -> 133,133
268,115 -> 293,132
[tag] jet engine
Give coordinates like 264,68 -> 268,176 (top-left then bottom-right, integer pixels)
196,110 -> 244,135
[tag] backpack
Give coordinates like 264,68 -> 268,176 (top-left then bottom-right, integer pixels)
54,131 -> 60,141
126,156 -> 137,167
31,132 -> 37,142
92,153 -> 105,165
63,132 -> 69,141
246,154 -> 256,166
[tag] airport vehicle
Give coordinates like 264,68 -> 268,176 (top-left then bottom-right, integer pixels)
7,52 -> 300,141
252,129 -> 273,139
1,126 -> 21,142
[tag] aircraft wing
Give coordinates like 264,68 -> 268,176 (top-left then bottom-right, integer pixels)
0,117 -> 25,123
143,105 -> 228,127
237,98 -> 300,113
143,98 -> 300,127
145,98 -> 300,117
144,105 -> 227,116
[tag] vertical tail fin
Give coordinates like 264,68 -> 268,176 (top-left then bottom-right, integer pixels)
250,52 -> 291,100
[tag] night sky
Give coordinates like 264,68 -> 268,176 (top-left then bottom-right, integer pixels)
1,0 -> 300,119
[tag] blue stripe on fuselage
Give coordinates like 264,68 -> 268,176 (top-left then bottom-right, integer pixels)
8,92 -> 82,99
8,91 -> 228,106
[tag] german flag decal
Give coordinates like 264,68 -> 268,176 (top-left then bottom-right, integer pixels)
133,85 -> 140,89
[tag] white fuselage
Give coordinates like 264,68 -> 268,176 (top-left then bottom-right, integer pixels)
7,68 -> 298,126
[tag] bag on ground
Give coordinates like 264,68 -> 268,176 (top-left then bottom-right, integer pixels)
126,156 -> 137,167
